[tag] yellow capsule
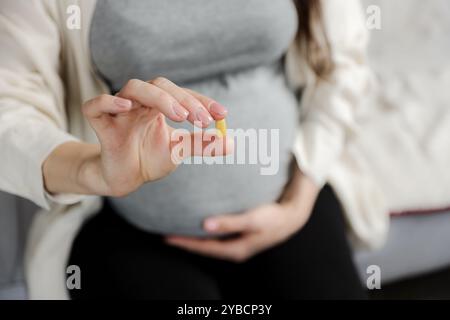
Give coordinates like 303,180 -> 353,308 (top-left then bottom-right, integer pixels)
215,119 -> 227,137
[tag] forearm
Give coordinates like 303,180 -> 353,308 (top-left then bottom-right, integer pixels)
281,165 -> 321,230
284,165 -> 319,203
42,141 -> 109,196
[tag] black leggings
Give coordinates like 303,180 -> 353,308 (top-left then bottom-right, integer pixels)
68,186 -> 366,299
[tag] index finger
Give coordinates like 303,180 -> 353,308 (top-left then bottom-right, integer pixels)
184,88 -> 228,120
116,79 -> 189,122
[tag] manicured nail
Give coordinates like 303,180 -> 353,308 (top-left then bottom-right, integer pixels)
172,103 -> 189,119
204,219 -> 219,231
210,102 -> 228,117
114,97 -> 132,109
196,110 -> 213,126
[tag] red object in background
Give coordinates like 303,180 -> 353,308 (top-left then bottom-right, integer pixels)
390,206 -> 450,217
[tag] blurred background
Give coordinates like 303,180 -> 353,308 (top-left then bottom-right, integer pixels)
1,0 -> 450,299
354,0 -> 450,299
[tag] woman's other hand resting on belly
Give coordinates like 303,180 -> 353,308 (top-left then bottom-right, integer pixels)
42,77 -> 232,198
166,166 -> 320,262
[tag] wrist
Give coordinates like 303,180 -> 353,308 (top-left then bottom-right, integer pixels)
281,167 -> 320,229
283,167 -> 319,207
75,144 -> 110,196
43,141 -> 107,196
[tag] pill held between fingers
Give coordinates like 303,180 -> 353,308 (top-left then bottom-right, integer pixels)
215,119 -> 227,137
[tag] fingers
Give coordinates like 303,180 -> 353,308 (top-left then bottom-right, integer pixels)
116,79 -> 190,123
203,212 -> 256,234
150,78 -> 214,127
184,88 -> 228,120
82,94 -> 133,119
86,78 -> 228,131
166,235 -> 255,262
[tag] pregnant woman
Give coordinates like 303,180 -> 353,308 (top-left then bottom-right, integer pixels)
0,0 -> 371,299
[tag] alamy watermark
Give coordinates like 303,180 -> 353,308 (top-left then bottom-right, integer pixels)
66,5 -> 81,30
66,265 -> 81,290
366,265 -> 382,290
170,125 -> 280,176
366,5 -> 382,30
66,4 -> 383,32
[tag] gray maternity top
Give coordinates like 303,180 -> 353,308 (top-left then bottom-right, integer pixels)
90,0 -> 300,236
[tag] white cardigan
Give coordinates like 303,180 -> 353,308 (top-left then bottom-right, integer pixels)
0,0 -> 387,299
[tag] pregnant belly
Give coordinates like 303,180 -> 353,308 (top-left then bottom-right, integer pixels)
109,63 -> 299,236
109,161 -> 293,236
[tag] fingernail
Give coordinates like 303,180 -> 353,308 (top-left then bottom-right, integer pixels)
210,102 -> 228,117
204,219 -> 219,231
196,110 -> 213,126
172,103 -> 189,119
114,97 -> 132,109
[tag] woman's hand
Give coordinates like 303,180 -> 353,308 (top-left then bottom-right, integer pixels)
43,77 -> 231,197
166,166 -> 320,262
